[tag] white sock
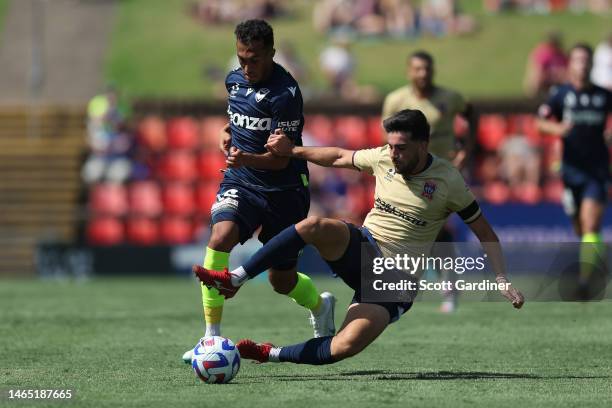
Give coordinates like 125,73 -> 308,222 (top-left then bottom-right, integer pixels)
230,266 -> 249,286
268,347 -> 281,362
205,324 -> 220,337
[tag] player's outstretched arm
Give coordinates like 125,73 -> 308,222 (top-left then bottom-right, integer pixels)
266,129 -> 356,169
467,214 -> 525,309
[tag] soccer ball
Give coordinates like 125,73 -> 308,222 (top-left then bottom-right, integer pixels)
191,336 -> 241,384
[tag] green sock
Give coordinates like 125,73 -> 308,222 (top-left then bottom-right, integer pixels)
287,272 -> 322,312
201,247 -> 230,336
579,232 -> 605,284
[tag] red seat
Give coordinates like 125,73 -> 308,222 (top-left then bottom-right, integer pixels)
167,117 -> 199,150
197,151 -> 226,181
478,114 -> 508,151
366,116 -> 383,147
512,183 -> 542,205
126,217 -> 159,245
87,216 -> 124,245
543,178 -> 564,203
195,182 -> 219,217
157,151 -> 197,181
346,184 -> 368,217
160,216 -> 193,244
128,181 -> 162,217
335,116 -> 368,149
162,183 -> 195,215
453,115 -> 469,138
201,116 -> 228,149
304,115 -> 334,145
483,181 -> 510,204
89,183 -> 128,216
137,115 -> 167,152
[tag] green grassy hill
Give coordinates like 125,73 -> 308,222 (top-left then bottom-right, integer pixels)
105,0 -> 610,100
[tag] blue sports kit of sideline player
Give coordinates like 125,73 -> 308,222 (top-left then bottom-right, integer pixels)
182,19 -> 335,363
537,43 -> 612,299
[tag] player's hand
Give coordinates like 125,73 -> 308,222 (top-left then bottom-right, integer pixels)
265,129 -> 294,157
226,146 -> 244,169
219,123 -> 231,155
497,276 -> 525,309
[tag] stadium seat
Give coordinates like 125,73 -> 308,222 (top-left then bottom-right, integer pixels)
162,183 -> 195,215
483,181 -> 511,204
512,183 -> 542,205
453,115 -> 469,138
335,116 -> 368,149
87,216 -> 124,245
128,181 -> 162,217
366,116 -> 383,147
126,217 -> 159,245
304,115 -> 334,145
137,115 -> 167,152
477,114 -> 507,151
196,151 -> 226,181
507,114 -> 541,146
89,183 -> 128,216
160,216 -> 193,244
166,117 -> 199,150
157,151 -> 197,181
201,116 -> 228,148
195,182 -> 219,217
543,178 -> 564,203
346,184 -> 368,216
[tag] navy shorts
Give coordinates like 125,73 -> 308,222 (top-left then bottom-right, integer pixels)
561,165 -> 608,217
211,181 -> 309,269
326,223 -> 413,324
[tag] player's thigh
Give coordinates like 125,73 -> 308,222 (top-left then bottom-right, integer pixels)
297,217 -> 351,261
331,303 -> 389,359
210,183 -> 266,249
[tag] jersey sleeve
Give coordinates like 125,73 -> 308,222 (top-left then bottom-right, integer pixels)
352,147 -> 384,175
538,86 -> 563,121
270,88 -> 303,141
446,170 -> 481,224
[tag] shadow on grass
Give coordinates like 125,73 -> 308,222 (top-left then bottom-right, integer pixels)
238,369 -> 610,383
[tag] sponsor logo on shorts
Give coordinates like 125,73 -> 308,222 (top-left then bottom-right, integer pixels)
211,189 -> 240,215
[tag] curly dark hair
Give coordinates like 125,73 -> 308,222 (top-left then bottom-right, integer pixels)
234,19 -> 274,49
383,109 -> 430,142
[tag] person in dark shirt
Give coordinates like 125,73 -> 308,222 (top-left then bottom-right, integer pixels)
183,20 -> 335,363
537,43 -> 612,297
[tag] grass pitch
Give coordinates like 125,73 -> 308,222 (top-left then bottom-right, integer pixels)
1,277 -> 611,408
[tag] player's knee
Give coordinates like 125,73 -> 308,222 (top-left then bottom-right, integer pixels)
267,269 -> 297,295
208,223 -> 239,252
296,216 -> 324,240
331,336 -> 367,361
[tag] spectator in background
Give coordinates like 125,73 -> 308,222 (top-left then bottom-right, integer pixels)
523,31 -> 568,97
319,35 -> 379,102
274,41 -> 310,94
189,0 -> 287,25
420,0 -> 477,37
591,32 -> 612,91
499,134 -> 541,196
82,86 -> 134,185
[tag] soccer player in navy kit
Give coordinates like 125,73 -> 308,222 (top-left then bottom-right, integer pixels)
537,43 -> 612,297
183,20 -> 334,362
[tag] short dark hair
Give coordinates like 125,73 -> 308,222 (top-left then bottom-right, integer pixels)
383,109 -> 430,142
569,42 -> 593,60
409,50 -> 434,66
234,19 -> 274,49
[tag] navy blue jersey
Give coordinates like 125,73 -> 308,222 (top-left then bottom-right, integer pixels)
224,62 -> 308,191
539,84 -> 612,175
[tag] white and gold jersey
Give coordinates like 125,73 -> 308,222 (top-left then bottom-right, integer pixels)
353,145 -> 480,255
